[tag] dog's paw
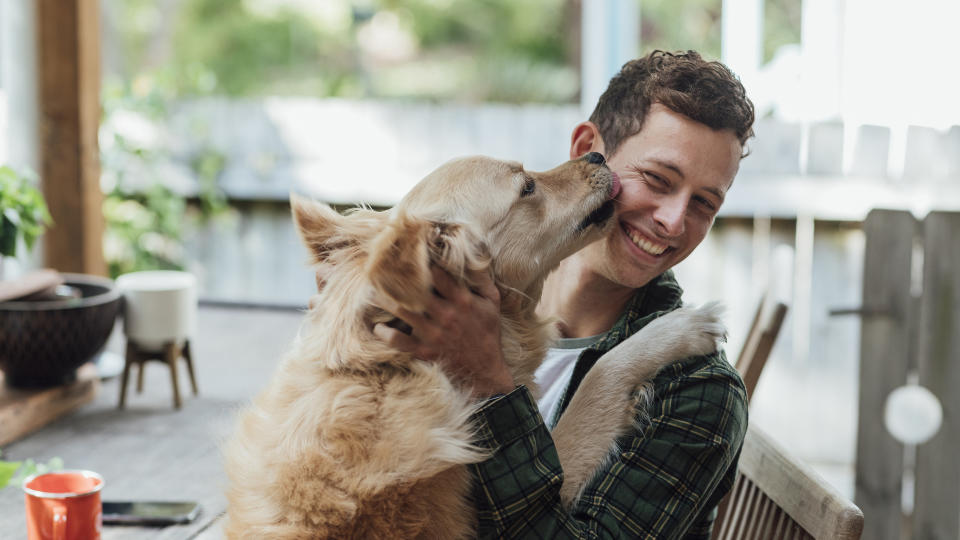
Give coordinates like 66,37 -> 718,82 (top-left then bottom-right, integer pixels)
641,301 -> 727,360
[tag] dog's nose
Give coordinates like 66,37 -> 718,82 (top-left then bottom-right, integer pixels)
583,152 -> 606,165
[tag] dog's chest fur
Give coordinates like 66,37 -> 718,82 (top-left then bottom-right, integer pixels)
225,340 -> 501,538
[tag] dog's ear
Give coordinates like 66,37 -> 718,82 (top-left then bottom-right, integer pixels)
292,194 -> 364,265
429,222 -> 491,281
365,212 -> 434,313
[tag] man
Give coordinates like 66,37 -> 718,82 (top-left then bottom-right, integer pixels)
371,50 -> 754,538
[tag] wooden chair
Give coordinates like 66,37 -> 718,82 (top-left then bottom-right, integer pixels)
713,424 -> 864,539
736,292 -> 789,400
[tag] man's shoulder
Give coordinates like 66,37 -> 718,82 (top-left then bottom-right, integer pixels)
648,349 -> 749,446
653,349 -> 747,400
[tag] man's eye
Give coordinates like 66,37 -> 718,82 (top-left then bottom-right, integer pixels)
521,178 -> 536,197
695,197 -> 717,212
644,173 -> 667,190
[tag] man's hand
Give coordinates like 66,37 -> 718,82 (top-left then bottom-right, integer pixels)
372,265 -> 515,399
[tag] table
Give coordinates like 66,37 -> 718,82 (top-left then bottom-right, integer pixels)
0,305 -> 305,539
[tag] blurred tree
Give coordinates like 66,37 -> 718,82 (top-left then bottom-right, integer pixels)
640,0 -> 800,65
103,0 -> 800,101
641,0 -> 722,60
763,0 -> 801,63
103,0 -> 578,103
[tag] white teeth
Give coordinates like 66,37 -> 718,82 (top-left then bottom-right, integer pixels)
627,228 -> 667,255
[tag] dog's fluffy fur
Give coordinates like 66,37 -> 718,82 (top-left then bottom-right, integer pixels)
223,155 -> 725,539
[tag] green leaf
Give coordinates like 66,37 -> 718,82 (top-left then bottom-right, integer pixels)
0,216 -> 17,258
0,165 -> 50,259
46,457 -> 64,472
3,207 -> 21,227
0,460 -> 22,489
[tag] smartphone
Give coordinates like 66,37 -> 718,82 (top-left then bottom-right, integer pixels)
101,501 -> 201,526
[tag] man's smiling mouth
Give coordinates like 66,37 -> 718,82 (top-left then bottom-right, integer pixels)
621,223 -> 669,256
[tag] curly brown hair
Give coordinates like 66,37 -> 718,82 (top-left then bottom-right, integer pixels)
589,50 -> 755,158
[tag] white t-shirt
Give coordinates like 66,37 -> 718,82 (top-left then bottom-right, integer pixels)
534,333 -> 604,425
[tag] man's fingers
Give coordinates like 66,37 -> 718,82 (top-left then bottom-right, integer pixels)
373,323 -> 419,354
468,267 -> 500,303
373,322 -> 440,360
394,305 -> 433,329
431,264 -> 499,305
430,265 -> 472,304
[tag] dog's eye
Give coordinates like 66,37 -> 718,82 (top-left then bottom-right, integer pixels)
521,178 -> 536,197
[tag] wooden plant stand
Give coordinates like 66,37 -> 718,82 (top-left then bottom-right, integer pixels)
118,340 -> 198,409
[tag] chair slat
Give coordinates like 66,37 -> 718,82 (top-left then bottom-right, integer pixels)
751,493 -> 774,540
730,479 -> 759,540
719,473 -> 751,539
713,425 -> 864,539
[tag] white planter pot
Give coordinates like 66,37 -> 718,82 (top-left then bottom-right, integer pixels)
116,271 -> 197,351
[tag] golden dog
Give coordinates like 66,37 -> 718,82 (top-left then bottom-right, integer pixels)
223,153 -> 724,538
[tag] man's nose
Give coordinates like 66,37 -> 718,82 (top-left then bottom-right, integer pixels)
654,195 -> 686,236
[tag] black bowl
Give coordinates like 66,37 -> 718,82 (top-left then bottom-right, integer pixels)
0,273 -> 122,388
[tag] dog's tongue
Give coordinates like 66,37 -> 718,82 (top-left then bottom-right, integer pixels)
609,173 -> 621,199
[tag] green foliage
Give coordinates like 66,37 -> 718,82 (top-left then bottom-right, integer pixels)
640,0 -> 723,60
104,0 -> 577,103
0,450 -> 63,489
639,0 -> 801,65
103,184 -> 187,278
0,166 -> 52,259
190,147 -> 229,216
764,0 -> 801,63
0,458 -> 19,488
368,0 -> 577,103
100,75 -> 229,278
105,0 -> 802,103
171,0 -> 342,96
394,0 -> 569,64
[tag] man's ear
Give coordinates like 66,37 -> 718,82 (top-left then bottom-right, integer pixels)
569,121 -> 606,160
365,212 -> 434,313
290,194 -> 347,264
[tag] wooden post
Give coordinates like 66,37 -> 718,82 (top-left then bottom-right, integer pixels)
35,0 -> 106,275
854,209 -> 916,540
913,211 -> 960,540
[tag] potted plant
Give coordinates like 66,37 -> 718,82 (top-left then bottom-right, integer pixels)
0,165 -> 121,388
0,166 -> 52,280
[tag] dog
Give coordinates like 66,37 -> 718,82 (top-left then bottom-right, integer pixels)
223,153 -> 724,538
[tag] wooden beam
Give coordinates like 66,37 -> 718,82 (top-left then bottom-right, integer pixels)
36,0 -> 105,275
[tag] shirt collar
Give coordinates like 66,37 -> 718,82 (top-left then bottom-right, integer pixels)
589,270 -> 684,355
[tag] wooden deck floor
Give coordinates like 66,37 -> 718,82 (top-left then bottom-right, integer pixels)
0,305 -> 306,539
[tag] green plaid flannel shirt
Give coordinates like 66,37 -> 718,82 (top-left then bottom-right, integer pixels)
470,270 -> 748,539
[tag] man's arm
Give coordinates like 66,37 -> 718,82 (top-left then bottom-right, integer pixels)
366,267 -> 748,537
471,355 -> 747,539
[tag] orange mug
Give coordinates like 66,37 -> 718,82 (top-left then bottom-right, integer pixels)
23,470 -> 104,540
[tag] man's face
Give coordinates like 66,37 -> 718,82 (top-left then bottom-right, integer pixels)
583,103 -> 742,289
